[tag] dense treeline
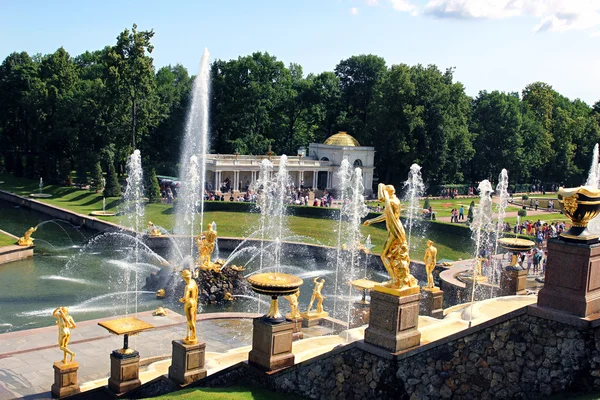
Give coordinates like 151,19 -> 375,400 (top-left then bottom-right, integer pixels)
1,25 -> 599,189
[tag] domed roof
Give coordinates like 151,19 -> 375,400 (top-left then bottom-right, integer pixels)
323,132 -> 360,147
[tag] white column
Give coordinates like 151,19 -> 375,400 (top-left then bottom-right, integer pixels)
313,171 -> 318,189
299,171 -> 304,188
327,171 -> 331,189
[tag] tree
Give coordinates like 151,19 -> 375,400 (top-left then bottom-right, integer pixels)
75,157 -> 88,186
146,168 -> 161,203
103,162 -> 121,197
105,24 -> 158,151
335,54 -> 387,145
92,161 -> 104,193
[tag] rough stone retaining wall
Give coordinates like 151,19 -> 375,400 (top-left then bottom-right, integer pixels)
138,305 -> 600,400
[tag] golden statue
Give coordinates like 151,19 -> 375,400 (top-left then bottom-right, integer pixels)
18,226 -> 37,246
156,289 -> 166,298
153,307 -> 168,316
307,278 -> 326,314
424,240 -> 438,289
147,221 -> 162,237
52,307 -> 76,364
195,223 -> 221,272
223,292 -> 233,301
180,269 -> 199,345
364,183 -> 418,295
284,289 -> 301,319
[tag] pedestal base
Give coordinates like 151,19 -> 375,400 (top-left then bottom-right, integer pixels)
538,239 -> 600,317
51,361 -> 80,398
287,318 -> 304,341
108,351 -> 141,394
420,287 -> 444,319
168,340 -> 207,385
500,269 -> 527,296
300,311 -> 328,327
364,291 -> 421,353
248,318 -> 295,371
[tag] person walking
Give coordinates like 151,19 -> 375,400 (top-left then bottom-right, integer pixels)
459,205 -> 464,221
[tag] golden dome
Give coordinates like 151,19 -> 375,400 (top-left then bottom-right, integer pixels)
323,132 -> 360,147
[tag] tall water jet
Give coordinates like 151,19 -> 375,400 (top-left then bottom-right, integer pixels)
491,169 -> 509,293
174,48 -> 211,252
121,149 -> 145,316
586,144 -> 600,188
467,180 -> 494,327
332,159 -> 352,321
402,163 -> 425,251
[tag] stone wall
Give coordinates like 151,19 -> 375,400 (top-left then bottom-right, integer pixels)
177,305 -> 600,400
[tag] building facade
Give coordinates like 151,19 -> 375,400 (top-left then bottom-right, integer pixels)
206,132 -> 375,196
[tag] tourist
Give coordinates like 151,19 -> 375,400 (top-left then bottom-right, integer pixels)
535,199 -> 539,210
533,248 -> 542,275
459,205 -> 464,220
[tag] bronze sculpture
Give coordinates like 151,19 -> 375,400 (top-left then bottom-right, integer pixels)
424,240 -> 438,289
180,269 -> 199,344
52,307 -> 76,364
364,183 -> 418,292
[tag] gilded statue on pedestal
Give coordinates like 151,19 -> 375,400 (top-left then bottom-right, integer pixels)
52,307 -> 76,364
424,240 -> 438,289
284,289 -> 301,319
18,226 -> 37,246
180,269 -> 198,345
364,183 -> 418,293
307,278 -> 326,314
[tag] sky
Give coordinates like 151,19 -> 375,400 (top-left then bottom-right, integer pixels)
1,0 -> 599,104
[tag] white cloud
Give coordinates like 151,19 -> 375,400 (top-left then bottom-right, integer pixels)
390,0 -> 415,13
591,31 -> 600,37
351,7 -> 359,15
366,0 -> 379,5
388,0 -> 600,33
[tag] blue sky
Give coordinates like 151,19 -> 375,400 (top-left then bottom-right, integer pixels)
1,0 -> 599,104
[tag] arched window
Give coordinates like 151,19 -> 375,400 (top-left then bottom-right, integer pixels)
353,159 -> 363,167
320,157 -> 329,162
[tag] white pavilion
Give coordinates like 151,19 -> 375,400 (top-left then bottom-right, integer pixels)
206,132 -> 375,196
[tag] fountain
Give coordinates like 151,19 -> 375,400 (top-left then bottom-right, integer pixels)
17,226 -> 37,246
490,169 -> 509,294
90,197 -> 116,216
30,177 -> 52,198
173,48 -> 211,249
403,163 -> 425,250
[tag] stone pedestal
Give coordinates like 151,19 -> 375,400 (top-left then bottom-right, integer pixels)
500,268 -> 528,296
420,287 -> 444,319
287,318 -> 304,341
538,239 -> 600,317
364,291 -> 421,353
168,340 -> 207,385
108,351 -> 141,394
51,361 -> 80,398
300,311 -> 328,327
248,318 -> 295,371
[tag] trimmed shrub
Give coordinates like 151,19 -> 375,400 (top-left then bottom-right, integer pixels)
521,194 -> 529,201
103,162 -> 121,197
92,162 -> 104,193
424,196 -> 431,210
518,209 -> 527,217
146,168 -> 161,203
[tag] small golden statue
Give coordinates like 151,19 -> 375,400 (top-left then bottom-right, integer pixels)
284,289 -> 301,319
147,221 -> 162,237
156,289 -> 166,298
423,240 -> 438,290
153,307 -> 168,316
18,226 -> 37,246
52,307 -> 76,364
301,278 -> 328,320
364,183 -> 419,296
223,292 -> 234,301
179,269 -> 199,345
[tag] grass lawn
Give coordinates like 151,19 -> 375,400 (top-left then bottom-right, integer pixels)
0,173 -> 472,261
0,231 -> 16,247
368,197 -> 522,218
153,386 -> 307,400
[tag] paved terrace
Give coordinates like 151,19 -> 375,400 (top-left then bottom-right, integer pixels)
0,310 -> 259,400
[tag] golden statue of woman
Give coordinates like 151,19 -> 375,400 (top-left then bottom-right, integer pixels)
18,226 -> 37,246
424,240 -> 438,289
364,183 -> 418,291
52,307 -> 76,364
180,269 -> 199,345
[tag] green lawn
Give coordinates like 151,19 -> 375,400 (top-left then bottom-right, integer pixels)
369,197 -> 522,218
0,231 -> 16,247
153,386 -> 306,400
0,173 -> 472,261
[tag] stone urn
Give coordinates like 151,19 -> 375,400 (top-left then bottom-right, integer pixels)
557,186 -> 600,244
247,272 -> 303,324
